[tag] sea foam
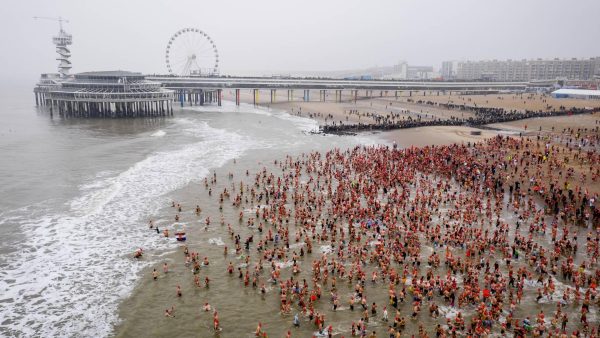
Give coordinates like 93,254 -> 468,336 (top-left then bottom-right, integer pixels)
0,119 -> 254,337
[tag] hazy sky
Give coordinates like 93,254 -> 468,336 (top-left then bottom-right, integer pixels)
2,0 -> 599,84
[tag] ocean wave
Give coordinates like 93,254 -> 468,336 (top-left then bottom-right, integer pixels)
0,120 -> 254,337
151,130 -> 166,137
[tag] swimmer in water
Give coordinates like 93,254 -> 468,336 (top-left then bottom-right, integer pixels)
213,311 -> 220,331
255,322 -> 263,336
203,302 -> 212,311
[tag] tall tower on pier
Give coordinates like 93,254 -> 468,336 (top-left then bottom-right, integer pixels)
35,16 -> 72,77
53,23 -> 72,77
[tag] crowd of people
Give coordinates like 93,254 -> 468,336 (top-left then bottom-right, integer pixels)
145,121 -> 599,337
320,104 -> 599,135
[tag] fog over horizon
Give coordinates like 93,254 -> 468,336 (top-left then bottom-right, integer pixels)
1,0 -> 599,85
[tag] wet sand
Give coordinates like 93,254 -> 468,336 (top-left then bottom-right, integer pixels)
417,93 -> 600,112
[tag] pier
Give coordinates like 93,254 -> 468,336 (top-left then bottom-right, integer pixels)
35,73 -> 554,116
35,71 -> 175,117
148,75 -> 547,106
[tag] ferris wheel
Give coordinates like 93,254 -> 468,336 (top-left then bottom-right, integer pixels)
165,28 -> 219,76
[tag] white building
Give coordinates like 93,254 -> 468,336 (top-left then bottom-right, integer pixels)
551,88 -> 600,100
389,61 -> 435,80
445,57 -> 600,81
441,61 -> 458,80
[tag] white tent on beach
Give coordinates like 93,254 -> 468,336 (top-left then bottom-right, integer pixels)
551,88 -> 600,100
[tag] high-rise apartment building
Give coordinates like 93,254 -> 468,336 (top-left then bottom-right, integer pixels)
445,57 -> 599,81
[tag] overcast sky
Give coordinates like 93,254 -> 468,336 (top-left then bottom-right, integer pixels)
2,0 -> 599,84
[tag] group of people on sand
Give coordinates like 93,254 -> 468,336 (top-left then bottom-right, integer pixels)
321,101 -> 600,135
145,120 -> 598,337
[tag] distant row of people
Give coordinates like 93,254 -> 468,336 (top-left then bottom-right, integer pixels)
321,106 -> 600,134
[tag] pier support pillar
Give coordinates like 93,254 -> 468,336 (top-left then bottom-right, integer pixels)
270,89 -> 276,103
303,90 -> 310,102
200,90 -> 205,106
253,89 -> 259,105
217,89 -> 222,106
235,89 -> 240,106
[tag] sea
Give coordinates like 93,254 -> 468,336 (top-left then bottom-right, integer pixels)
0,85 -> 382,337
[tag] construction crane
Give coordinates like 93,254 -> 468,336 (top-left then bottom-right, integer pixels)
33,16 -> 69,31
34,16 -> 72,77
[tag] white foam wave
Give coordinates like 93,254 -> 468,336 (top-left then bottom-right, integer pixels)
272,111 -> 319,133
151,130 -> 166,137
320,245 -> 333,254
274,260 -> 295,269
208,237 -> 225,246
0,120 -> 255,337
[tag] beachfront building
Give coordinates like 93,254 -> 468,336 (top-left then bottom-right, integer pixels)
444,57 -> 600,81
34,71 -> 175,117
441,61 -> 459,80
551,88 -> 600,100
385,61 -> 435,80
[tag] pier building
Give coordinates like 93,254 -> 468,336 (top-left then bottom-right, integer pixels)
36,71 -> 175,117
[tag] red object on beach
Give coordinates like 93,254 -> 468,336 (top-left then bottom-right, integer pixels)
483,289 -> 491,298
